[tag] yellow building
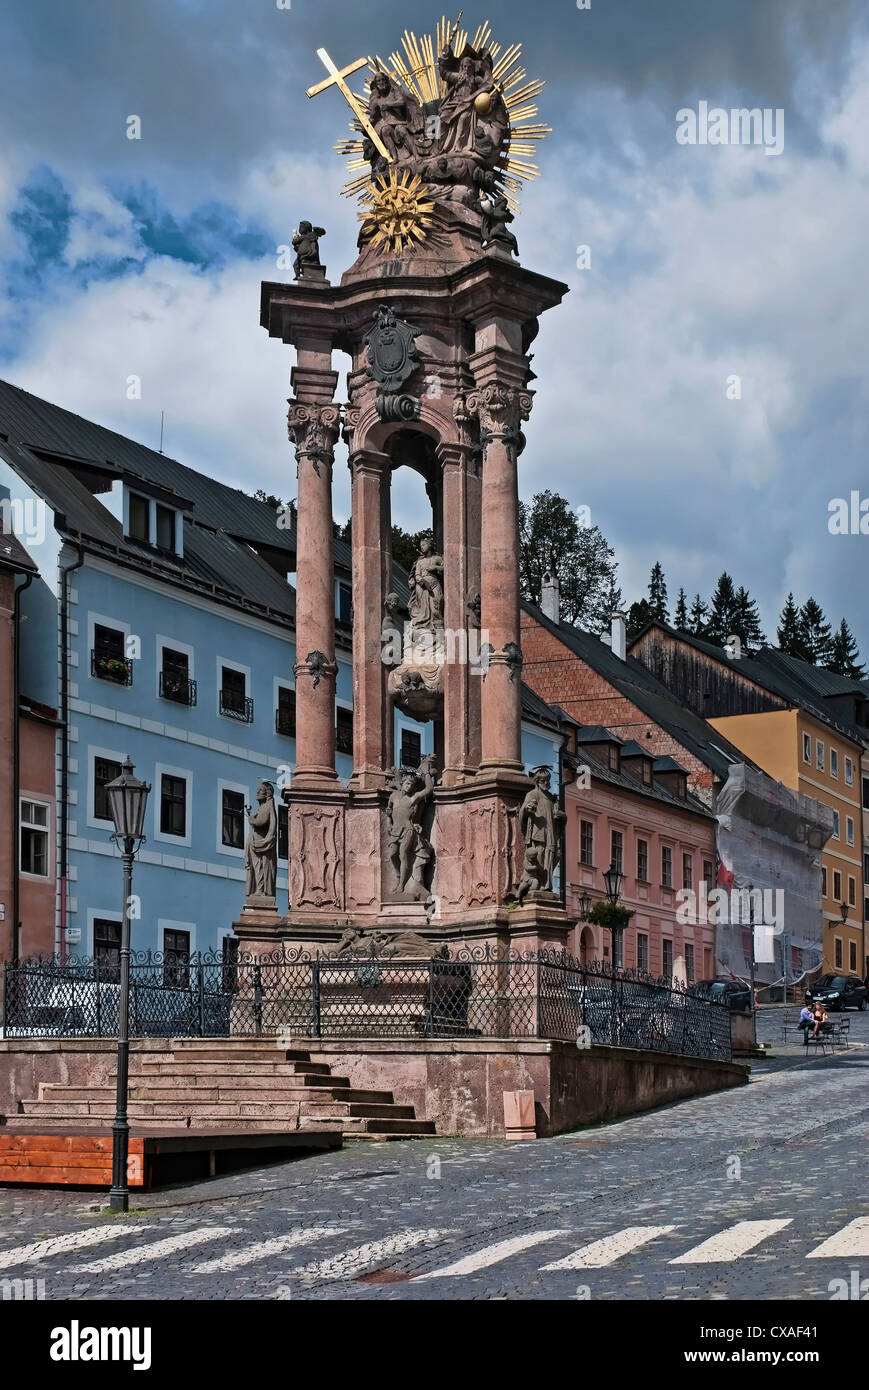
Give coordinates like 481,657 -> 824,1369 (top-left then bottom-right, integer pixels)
710,708 -> 865,976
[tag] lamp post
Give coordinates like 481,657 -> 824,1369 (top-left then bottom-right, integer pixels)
105,757 -> 150,1214
577,889 -> 592,966
602,860 -> 625,1044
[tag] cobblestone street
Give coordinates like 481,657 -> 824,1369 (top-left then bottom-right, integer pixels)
2,1012 -> 866,1302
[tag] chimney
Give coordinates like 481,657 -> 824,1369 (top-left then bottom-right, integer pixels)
611,611 -> 627,661
541,570 -> 560,622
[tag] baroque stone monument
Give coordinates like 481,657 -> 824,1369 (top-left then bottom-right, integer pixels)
238,16 -> 572,953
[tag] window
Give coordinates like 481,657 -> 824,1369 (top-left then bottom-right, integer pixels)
128,493 -> 150,541
636,933 -> 649,973
221,789 -> 245,849
155,504 -> 175,552
336,707 -> 354,756
846,816 -> 855,846
94,919 -> 121,980
802,732 -> 811,763
661,846 -> 673,888
865,895 -> 869,923
610,829 -> 623,874
844,757 -> 853,786
822,866 -> 827,898
830,749 -> 839,779
337,582 -> 352,625
580,820 -> 594,867
276,686 -> 296,737
662,939 -> 674,980
94,756 -> 122,821
163,928 -> 191,989
702,859 -> 715,889
832,810 -> 840,839
92,623 -> 131,685
833,870 -> 842,902
608,745 -> 619,773
834,937 -> 843,969
816,740 -> 824,772
641,760 -> 652,786
160,647 -> 195,706
220,666 -> 252,722
684,943 -> 695,985
400,728 -> 421,768
160,774 -> 187,838
848,875 -> 856,907
278,804 -> 289,861
850,940 -> 858,972
864,853 -> 869,884
636,838 -> 648,882
20,799 -> 49,876
863,776 -> 869,812
682,853 -> 693,890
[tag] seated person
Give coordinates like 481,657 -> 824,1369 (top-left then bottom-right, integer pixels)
811,1002 -> 831,1037
798,1002 -> 814,1033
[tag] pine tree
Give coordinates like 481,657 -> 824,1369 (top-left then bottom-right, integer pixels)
688,593 -> 709,637
799,597 -> 833,666
626,598 -> 652,640
647,561 -> 669,623
706,572 -> 739,645
825,618 -> 867,679
731,586 -> 765,652
777,592 -> 808,659
674,587 -> 688,631
602,574 -> 624,627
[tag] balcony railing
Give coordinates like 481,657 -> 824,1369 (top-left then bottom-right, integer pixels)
275,708 -> 296,738
220,689 -> 254,723
91,650 -> 133,686
160,671 -> 197,706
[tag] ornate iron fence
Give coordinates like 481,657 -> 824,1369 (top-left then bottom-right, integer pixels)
1,948 -> 731,1061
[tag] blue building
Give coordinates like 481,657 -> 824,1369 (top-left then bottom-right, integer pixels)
0,379 -> 568,963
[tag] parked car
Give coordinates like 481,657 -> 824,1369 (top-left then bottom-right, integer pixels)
805,974 -> 868,1011
691,978 -> 752,1013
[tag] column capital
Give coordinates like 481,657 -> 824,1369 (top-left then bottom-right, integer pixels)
287,401 -> 341,474
463,384 -> 533,453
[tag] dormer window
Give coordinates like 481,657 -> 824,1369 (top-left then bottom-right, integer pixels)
124,486 -> 182,557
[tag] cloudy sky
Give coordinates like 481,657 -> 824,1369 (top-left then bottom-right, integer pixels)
1,0 -> 867,651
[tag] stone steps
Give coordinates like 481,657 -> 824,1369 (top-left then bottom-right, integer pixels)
8,1043 -> 433,1141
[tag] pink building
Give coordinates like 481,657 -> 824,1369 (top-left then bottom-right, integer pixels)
0,525 -> 56,966
566,726 -> 718,984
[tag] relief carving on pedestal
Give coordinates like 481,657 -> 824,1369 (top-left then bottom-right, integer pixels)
464,803 -> 497,906
290,806 -> 344,910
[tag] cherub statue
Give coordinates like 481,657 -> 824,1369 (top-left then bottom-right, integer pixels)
292,221 -> 326,279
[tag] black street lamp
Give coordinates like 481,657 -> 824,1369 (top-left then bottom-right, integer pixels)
105,757 -> 150,1214
578,890 -> 592,921
602,861 -> 626,1043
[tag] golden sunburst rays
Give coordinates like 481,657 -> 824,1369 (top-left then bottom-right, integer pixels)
333,15 -> 551,215
359,169 -> 436,253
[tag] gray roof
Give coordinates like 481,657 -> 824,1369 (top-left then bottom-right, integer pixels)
0,377 -> 369,632
0,519 -> 38,575
523,601 -> 755,781
574,745 -> 714,821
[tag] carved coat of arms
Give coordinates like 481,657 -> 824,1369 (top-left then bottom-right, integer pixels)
364,305 -> 422,394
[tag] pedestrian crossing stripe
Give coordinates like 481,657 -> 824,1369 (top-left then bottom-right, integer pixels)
418,1230 -> 570,1278
669,1220 -> 792,1264
541,1226 -> 676,1270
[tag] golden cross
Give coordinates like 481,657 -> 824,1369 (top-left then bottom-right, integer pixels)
306,48 -> 392,163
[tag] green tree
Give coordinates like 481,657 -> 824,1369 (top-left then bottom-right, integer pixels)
706,572 -> 739,645
688,593 -> 709,637
799,597 -> 833,665
674,587 -> 688,631
731,586 -> 765,652
647,561 -> 669,622
518,490 -> 618,629
777,592 -> 808,660
825,618 -> 866,679
626,597 -> 652,640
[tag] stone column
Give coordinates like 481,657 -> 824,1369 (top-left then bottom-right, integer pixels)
439,439 -> 482,784
348,445 -> 392,788
287,357 -> 340,787
466,381 -> 532,774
